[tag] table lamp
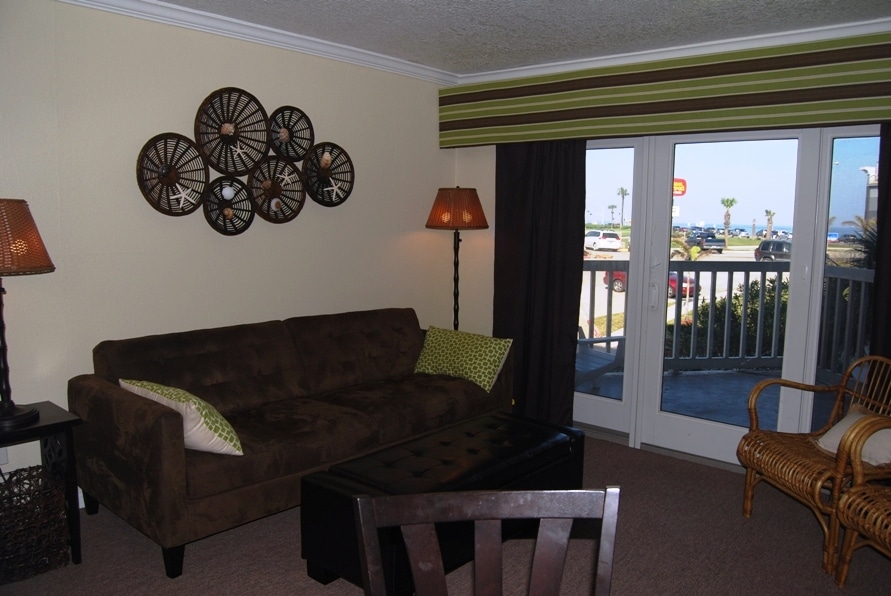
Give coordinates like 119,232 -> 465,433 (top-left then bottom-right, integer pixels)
425,187 -> 488,330
0,199 -> 55,430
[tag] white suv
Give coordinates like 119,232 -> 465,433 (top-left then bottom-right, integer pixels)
584,230 -> 622,251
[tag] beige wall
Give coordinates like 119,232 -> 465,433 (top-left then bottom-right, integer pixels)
0,0 -> 496,469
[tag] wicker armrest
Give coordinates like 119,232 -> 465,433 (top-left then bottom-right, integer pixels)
836,415 -> 891,484
746,377 -> 841,432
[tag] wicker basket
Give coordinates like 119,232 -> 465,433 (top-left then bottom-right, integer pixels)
0,465 -> 69,584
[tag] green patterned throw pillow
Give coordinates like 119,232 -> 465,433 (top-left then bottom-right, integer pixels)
414,326 -> 512,392
119,379 -> 243,456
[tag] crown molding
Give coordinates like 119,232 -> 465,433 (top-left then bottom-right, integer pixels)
57,1 -> 891,87
56,0 -> 459,85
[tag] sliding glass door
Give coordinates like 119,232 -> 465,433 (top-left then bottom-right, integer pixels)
574,125 -> 879,464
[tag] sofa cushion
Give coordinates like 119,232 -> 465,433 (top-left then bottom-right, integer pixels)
93,320 -> 309,416
313,374 -> 504,445
414,326 -> 512,392
185,398 -> 379,499
119,379 -> 243,456
284,308 -> 424,395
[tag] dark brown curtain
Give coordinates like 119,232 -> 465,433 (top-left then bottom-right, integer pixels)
871,123 -> 891,358
493,140 -> 587,425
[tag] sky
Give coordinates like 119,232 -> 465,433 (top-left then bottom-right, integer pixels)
585,136 -> 879,232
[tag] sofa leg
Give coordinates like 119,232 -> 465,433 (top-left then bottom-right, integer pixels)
83,492 -> 100,515
306,560 -> 339,585
162,545 -> 185,578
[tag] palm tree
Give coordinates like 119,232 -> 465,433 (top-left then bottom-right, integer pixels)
720,197 -> 737,248
617,187 -> 629,227
607,204 -> 617,227
670,229 -> 697,261
765,209 -> 775,239
841,215 -> 877,268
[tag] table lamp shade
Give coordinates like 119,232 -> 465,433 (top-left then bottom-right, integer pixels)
426,187 -> 489,231
0,199 -> 54,430
0,199 -> 55,276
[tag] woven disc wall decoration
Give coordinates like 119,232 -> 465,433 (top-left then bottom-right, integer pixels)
136,132 -> 208,216
269,106 -> 314,161
203,176 -> 255,235
303,142 -> 355,207
194,87 -> 270,176
247,156 -> 306,223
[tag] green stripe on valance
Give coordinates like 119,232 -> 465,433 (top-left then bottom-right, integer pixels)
439,32 -> 891,148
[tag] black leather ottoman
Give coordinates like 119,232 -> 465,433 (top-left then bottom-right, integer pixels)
300,412 -> 584,593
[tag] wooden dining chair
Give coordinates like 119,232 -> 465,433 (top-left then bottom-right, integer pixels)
737,355 -> 891,574
353,487 -> 621,596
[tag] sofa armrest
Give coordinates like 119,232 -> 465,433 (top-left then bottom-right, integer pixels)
68,374 -> 190,547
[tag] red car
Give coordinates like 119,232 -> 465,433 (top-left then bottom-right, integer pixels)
603,270 -> 699,298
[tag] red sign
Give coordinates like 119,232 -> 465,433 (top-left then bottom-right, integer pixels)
672,178 -> 687,197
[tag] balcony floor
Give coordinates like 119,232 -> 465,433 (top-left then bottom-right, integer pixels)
584,368 -> 835,432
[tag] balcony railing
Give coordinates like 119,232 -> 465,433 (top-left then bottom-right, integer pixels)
580,258 -> 874,377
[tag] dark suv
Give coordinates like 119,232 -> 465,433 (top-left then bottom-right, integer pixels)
754,239 -> 792,261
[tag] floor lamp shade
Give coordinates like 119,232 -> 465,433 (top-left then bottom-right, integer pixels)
0,199 -> 55,430
425,188 -> 488,330
425,187 -> 489,231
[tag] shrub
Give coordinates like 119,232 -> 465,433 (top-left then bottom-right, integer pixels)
666,276 -> 788,358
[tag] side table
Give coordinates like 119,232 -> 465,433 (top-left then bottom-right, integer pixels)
0,401 -> 82,564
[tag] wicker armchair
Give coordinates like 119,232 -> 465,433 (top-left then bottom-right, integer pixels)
835,415 -> 891,587
736,355 -> 891,574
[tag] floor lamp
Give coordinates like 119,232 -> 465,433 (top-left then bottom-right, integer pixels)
0,199 -> 55,430
425,187 -> 489,330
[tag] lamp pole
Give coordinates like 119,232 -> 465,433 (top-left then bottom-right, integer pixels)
452,230 -> 461,330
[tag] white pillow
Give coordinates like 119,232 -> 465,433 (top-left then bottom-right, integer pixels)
816,410 -> 891,466
119,379 -> 243,456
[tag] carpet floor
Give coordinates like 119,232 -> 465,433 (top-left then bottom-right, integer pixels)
3,437 -> 888,595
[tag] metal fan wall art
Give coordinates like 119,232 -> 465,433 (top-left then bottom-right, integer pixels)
203,176 -> 255,235
137,86 -> 356,235
195,87 -> 270,176
269,106 -> 314,161
248,156 -> 306,223
303,142 -> 355,207
136,132 -> 208,216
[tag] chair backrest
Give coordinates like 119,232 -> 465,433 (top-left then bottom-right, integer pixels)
844,355 -> 891,417
354,487 -> 620,596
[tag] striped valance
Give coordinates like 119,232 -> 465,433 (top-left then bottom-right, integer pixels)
439,33 -> 891,148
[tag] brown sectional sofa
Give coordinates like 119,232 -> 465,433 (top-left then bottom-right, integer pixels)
67,307 -> 513,577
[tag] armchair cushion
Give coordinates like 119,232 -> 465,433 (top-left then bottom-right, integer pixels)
120,379 -> 243,456
414,326 -> 512,392
817,409 -> 891,466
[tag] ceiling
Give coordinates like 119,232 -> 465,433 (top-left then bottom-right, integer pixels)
66,1 -> 891,84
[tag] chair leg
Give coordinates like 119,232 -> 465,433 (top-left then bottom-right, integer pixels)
824,514 -> 841,574
835,527 -> 858,587
742,468 -> 756,517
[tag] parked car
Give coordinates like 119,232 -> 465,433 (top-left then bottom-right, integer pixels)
585,230 -> 622,251
685,233 -> 724,253
754,239 -> 792,261
603,270 -> 699,298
